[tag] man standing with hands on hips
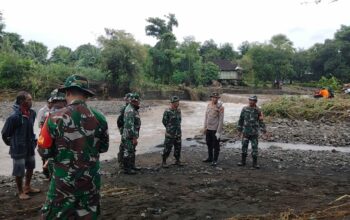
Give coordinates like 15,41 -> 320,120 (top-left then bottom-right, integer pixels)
203,92 -> 224,166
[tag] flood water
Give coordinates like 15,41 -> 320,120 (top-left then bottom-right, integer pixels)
0,94 -> 348,175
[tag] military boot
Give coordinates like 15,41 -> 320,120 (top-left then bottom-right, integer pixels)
162,157 -> 169,168
131,156 -> 141,171
123,159 -> 136,175
252,156 -> 260,169
237,153 -> 247,166
174,158 -> 184,167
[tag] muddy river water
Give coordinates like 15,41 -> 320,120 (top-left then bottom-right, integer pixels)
0,94 -> 348,175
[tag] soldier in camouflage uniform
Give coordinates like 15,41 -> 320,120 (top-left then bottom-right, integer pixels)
38,75 -> 109,219
237,95 -> 266,169
40,89 -> 67,179
117,93 -> 132,168
161,96 -> 182,168
122,93 -> 141,175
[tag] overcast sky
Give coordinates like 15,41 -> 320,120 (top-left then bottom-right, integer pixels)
1,0 -> 349,51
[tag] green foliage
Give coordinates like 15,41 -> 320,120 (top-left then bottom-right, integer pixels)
172,71 -> 189,84
98,29 -> 146,92
24,63 -> 108,98
202,62 -> 219,85
1,32 -> 25,53
49,45 -> 73,64
24,40 -> 48,64
262,96 -> 350,121
219,43 -> 239,60
72,43 -> 101,67
0,52 -> 33,88
318,76 -> 342,91
245,36 -> 295,84
200,39 -> 220,62
145,13 -> 178,39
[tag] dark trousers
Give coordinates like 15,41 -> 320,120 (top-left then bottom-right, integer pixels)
206,130 -> 220,161
163,137 -> 182,161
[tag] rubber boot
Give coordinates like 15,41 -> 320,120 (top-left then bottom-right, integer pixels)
123,159 -> 136,175
131,155 -> 141,171
252,156 -> 260,169
237,153 -> 247,166
162,156 -> 169,168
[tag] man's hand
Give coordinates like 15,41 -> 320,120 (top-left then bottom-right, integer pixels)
203,128 -> 207,135
237,132 -> 243,139
215,132 -> 221,140
132,138 -> 138,146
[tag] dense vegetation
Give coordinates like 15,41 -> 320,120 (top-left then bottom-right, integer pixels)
0,11 -> 350,98
262,95 -> 350,121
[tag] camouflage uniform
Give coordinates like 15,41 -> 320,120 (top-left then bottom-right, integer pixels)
41,89 -> 66,179
122,94 -> 141,173
117,93 -> 132,168
237,96 -> 266,168
38,75 -> 109,219
162,96 -> 182,165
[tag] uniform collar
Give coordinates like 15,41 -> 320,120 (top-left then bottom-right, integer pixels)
69,99 -> 86,106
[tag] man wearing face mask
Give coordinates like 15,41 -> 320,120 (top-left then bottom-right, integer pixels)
1,91 -> 40,200
237,95 -> 267,169
203,92 -> 224,167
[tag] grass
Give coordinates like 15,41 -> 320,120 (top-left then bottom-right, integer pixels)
261,95 -> 350,121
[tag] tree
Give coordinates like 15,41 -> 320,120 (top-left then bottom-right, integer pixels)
200,39 -> 220,62
24,40 -> 48,64
0,52 -> 33,88
247,42 -> 295,84
270,34 -> 294,52
72,43 -> 101,67
292,49 -> 311,81
238,41 -> 251,57
219,43 -> 239,60
145,13 -> 178,39
98,29 -> 146,92
1,32 -> 25,53
0,11 -> 5,40
145,14 -> 179,84
175,36 -> 203,85
49,46 -> 73,64
202,62 -> 219,85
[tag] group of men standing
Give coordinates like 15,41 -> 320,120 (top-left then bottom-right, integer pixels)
1,74 -> 267,219
116,91 -> 267,173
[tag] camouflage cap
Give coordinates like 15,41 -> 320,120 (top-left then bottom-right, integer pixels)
249,95 -> 258,102
58,75 -> 95,97
170,96 -> 180,103
50,89 -> 66,101
210,92 -> 220,98
124,93 -> 133,101
130,93 -> 141,102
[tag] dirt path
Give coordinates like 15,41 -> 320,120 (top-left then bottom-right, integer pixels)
0,146 -> 349,220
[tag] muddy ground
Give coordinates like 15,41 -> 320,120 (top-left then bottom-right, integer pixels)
0,145 -> 349,220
